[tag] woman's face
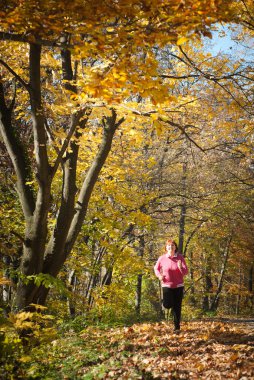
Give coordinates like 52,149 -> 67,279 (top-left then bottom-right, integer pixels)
166,242 -> 176,255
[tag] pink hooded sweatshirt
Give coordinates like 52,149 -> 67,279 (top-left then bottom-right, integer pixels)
154,253 -> 188,288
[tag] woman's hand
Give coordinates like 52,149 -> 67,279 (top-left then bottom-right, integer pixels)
158,275 -> 164,281
177,260 -> 182,270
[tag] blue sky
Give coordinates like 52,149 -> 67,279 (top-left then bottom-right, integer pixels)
203,24 -> 254,59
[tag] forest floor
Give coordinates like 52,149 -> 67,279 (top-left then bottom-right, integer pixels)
17,318 -> 254,379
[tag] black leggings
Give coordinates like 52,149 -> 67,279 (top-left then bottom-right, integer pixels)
162,287 -> 184,329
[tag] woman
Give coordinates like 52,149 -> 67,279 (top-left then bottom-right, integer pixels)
154,239 -> 188,332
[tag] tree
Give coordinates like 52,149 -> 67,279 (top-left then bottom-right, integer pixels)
0,0 -> 238,311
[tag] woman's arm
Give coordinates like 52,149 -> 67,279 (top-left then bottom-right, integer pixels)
154,258 -> 163,280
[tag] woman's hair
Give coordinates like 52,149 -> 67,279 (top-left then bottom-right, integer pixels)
165,239 -> 178,252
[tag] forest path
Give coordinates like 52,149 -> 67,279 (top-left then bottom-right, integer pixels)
204,317 -> 254,322
43,318 -> 254,379
16,318 -> 254,379
202,317 -> 254,332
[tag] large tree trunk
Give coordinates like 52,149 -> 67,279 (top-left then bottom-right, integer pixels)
28,109 -> 123,307
1,43 -> 52,310
0,39 -> 124,311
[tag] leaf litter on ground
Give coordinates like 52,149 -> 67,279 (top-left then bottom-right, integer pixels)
19,319 -> 254,379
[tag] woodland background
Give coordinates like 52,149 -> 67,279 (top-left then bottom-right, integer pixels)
0,1 -> 253,378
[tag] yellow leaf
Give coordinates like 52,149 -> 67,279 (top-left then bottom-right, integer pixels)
140,20 -> 149,27
159,114 -> 168,121
0,278 -> 12,285
19,355 -> 33,363
150,113 -> 158,121
230,353 -> 239,362
154,120 -> 163,135
177,36 -> 188,45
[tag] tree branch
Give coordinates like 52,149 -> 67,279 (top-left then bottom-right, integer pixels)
40,44 -> 92,281
64,109 -> 124,257
0,83 -> 35,217
51,108 -> 91,177
178,46 -> 250,112
0,59 -> 30,91
0,31 -> 72,48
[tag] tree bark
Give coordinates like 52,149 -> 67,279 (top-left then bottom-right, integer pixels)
188,250 -> 196,306
135,234 -> 145,317
202,251 -> 213,312
1,40 -> 124,310
67,269 -> 77,317
178,161 -> 187,254
209,235 -> 232,312
33,110 -> 124,306
248,264 -> 253,313
0,43 -> 52,310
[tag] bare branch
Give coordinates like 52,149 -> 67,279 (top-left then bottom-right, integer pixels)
51,108 -> 92,177
0,31 -> 72,48
0,59 -> 30,91
162,119 -> 206,152
178,46 -> 250,113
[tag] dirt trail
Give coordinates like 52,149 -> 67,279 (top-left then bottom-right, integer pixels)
202,317 -> 254,332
